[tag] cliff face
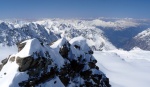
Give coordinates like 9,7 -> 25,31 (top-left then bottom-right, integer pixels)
0,38 -> 110,87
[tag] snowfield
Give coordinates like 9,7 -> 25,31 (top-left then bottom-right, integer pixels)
94,48 -> 150,87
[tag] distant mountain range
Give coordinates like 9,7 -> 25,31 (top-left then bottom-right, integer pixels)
0,18 -> 150,51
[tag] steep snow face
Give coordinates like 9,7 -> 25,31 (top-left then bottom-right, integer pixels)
124,28 -> 150,50
0,38 -> 110,87
94,49 -> 150,87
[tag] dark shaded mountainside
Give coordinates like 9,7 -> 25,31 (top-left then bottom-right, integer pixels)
0,38 -> 110,87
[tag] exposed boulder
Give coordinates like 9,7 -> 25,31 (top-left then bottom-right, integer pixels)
1,58 -> 8,65
59,42 -> 70,58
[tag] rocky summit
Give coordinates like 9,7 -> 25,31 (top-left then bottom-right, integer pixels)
0,37 -> 110,87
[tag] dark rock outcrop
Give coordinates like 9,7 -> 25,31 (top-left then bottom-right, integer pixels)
57,40 -> 111,87
0,64 -> 3,71
9,57 -> 15,62
0,58 -> 8,71
1,58 -> 8,65
16,56 -> 34,72
17,42 -> 26,52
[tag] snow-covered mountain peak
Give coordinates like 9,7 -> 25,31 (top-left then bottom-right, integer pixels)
0,38 -> 110,87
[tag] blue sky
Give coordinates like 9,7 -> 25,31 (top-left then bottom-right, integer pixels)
0,0 -> 150,19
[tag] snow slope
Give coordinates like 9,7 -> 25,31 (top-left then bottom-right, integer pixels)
94,48 -> 150,87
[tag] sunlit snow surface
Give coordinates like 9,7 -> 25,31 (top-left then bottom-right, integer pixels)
94,48 -> 150,87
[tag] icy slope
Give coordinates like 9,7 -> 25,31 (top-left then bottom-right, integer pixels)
94,48 -> 150,87
0,38 -> 110,87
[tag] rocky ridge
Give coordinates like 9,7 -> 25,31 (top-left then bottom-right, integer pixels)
0,38 -> 110,87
